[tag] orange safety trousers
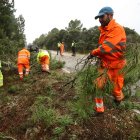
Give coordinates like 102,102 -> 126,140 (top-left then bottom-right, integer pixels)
94,68 -> 124,112
18,64 -> 30,79
94,97 -> 104,113
96,68 -> 124,100
40,55 -> 50,71
60,45 -> 64,56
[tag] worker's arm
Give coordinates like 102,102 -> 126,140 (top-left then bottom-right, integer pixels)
91,27 -> 124,57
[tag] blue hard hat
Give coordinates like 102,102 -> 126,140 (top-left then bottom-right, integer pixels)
95,7 -> 114,19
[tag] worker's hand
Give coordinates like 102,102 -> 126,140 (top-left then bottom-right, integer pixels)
87,54 -> 94,60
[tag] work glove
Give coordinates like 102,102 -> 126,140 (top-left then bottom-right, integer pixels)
87,54 -> 94,60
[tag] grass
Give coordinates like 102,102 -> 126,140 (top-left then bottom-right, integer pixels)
57,115 -> 73,126
135,88 -> 140,97
8,85 -> 21,94
69,100 -> 91,120
0,132 -> 16,140
53,126 -> 65,135
30,96 -> 58,127
31,105 -> 57,127
0,93 -> 11,104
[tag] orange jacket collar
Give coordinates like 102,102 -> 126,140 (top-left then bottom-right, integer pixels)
99,19 -> 116,32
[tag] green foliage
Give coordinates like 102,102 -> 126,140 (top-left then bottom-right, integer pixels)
33,19 -> 100,53
52,115 -> 73,137
57,115 -> 73,126
53,126 -> 65,135
43,85 -> 55,96
31,96 -> 57,127
69,62 -> 114,119
33,96 -> 52,106
0,0 -> 14,38
31,105 -> 57,127
124,27 -> 140,43
66,19 -> 83,31
50,57 -> 65,70
0,90 -> 11,104
135,88 -> 140,97
124,43 -> 140,84
0,132 -> 16,140
34,20 -> 140,55
0,0 -> 25,63
135,114 -> 140,122
69,66 -> 97,119
70,101 -> 90,120
33,34 -> 47,48
128,129 -> 140,139
122,43 -> 140,96
119,101 -> 140,110
8,85 -> 19,94
0,87 -> 5,94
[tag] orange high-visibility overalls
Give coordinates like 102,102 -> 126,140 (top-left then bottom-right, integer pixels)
91,19 -> 126,112
60,43 -> 64,56
17,48 -> 30,80
37,50 -> 50,72
39,56 -> 50,72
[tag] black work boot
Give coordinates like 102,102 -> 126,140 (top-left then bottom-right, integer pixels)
92,112 -> 104,117
46,70 -> 51,74
114,99 -> 121,106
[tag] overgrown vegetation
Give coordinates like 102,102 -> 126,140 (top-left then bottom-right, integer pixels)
0,52 -> 140,139
0,0 -> 25,63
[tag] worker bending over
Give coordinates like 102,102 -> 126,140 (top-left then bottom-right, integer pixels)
17,47 -> 30,80
37,49 -> 50,73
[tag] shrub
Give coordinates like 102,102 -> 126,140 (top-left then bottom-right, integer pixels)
50,57 -> 65,70
8,85 -> 19,94
31,96 -> 57,127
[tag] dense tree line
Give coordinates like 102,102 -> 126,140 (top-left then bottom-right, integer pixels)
0,0 -> 25,61
33,19 -> 140,53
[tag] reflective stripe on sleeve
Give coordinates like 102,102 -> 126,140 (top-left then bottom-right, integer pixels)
96,102 -> 104,108
103,40 -> 115,49
18,55 -> 28,58
100,40 -> 126,54
117,42 -> 126,47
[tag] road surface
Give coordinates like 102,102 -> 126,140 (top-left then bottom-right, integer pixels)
50,50 -> 88,73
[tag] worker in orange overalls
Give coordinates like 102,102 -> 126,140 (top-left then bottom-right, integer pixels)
17,47 -> 30,80
87,7 -> 126,113
60,42 -> 65,56
37,49 -> 50,73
